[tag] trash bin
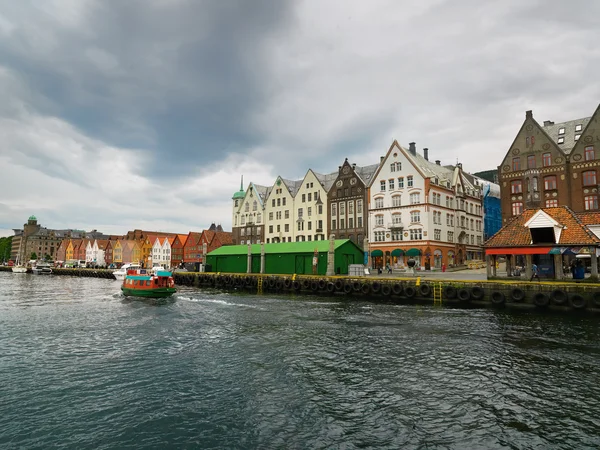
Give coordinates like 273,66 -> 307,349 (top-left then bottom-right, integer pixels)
204,264 -> 212,273
574,266 -> 585,279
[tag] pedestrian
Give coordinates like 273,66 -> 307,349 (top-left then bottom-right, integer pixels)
530,262 -> 540,282
387,263 -> 392,274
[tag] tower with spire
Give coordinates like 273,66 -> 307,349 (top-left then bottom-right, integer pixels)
232,175 -> 245,231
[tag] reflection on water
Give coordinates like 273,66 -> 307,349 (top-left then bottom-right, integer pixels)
0,273 -> 599,449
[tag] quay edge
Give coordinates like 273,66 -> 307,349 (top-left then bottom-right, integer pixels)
2,266 -> 599,313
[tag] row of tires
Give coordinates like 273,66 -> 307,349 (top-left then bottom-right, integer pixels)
173,275 -> 600,309
54,269 -> 116,280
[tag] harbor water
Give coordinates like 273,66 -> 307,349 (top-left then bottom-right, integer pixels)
1,272 -> 599,449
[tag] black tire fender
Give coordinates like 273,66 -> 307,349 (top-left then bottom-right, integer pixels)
392,283 -> 403,295
550,289 -> 567,305
471,286 -> 484,300
326,282 -> 335,293
457,288 -> 471,302
419,284 -> 431,297
491,291 -> 505,305
569,294 -> 587,309
443,285 -> 457,299
511,288 -> 526,302
404,286 -> 416,298
361,283 -> 371,294
533,293 -> 549,308
344,283 -> 353,294
371,282 -> 382,294
381,284 -> 392,296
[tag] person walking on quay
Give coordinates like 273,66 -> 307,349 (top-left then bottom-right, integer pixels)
530,262 -> 540,282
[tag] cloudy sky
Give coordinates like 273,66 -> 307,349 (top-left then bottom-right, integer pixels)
1,0 -> 599,237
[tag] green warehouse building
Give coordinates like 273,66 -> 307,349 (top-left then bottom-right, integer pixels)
206,240 -> 364,275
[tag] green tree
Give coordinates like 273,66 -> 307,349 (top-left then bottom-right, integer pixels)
44,253 -> 52,261
30,252 -> 38,261
0,236 -> 13,263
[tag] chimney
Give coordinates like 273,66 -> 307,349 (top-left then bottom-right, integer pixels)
423,148 -> 429,161
526,110 -> 533,119
435,160 -> 441,166
409,142 -> 416,155
457,162 -> 463,169
351,163 -> 356,169
380,156 -> 384,163
339,165 -> 342,174
543,120 -> 554,126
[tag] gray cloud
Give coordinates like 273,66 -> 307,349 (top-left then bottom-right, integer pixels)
1,0 -> 599,236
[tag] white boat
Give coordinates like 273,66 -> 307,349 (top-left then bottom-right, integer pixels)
113,263 -> 142,281
11,237 -> 27,273
32,262 -> 53,275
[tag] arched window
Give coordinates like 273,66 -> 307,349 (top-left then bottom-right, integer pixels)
252,200 -> 257,211
244,202 -> 249,212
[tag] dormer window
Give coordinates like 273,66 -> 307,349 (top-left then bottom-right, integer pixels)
575,134 -> 581,141
575,124 -> 582,132
558,128 -> 565,135
558,137 -> 564,144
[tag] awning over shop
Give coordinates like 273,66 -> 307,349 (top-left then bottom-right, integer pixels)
391,249 -> 404,257
405,248 -> 421,257
486,247 -> 552,255
371,249 -> 383,257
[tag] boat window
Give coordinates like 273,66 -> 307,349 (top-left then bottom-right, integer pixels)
146,280 -> 151,286
134,280 -> 138,286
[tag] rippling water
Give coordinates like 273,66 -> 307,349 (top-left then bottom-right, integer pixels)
1,273 -> 599,449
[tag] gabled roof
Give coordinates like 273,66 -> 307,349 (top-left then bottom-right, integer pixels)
485,207 -> 600,247
543,116 -> 592,154
281,178 -> 303,197
371,140 -> 455,187
354,163 -> 379,186
185,232 -> 202,246
176,234 -> 188,245
313,169 -> 339,192
95,239 -> 110,249
208,239 -> 357,255
213,231 -> 233,245
201,230 -> 216,244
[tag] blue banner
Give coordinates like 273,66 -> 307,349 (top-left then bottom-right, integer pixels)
364,251 -> 368,265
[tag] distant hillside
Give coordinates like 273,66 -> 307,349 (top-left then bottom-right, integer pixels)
473,169 -> 497,184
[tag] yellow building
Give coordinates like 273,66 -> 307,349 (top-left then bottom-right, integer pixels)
113,240 -> 123,265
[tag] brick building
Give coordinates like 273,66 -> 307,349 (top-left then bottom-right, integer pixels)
498,104 -> 600,223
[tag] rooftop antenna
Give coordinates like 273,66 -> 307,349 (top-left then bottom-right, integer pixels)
240,175 -> 244,191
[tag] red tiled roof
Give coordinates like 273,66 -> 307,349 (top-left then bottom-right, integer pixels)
202,230 -> 216,244
485,206 -> 600,247
214,231 -> 233,245
575,211 -> 600,226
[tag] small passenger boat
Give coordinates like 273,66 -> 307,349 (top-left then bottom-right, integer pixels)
31,262 -> 53,275
121,269 -> 176,298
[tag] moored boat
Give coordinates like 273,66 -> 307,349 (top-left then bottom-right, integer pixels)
121,269 -> 176,298
32,262 -> 53,275
113,263 -> 142,281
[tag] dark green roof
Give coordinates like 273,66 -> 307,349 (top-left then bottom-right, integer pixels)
28,215 -> 37,220
208,239 -> 357,256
